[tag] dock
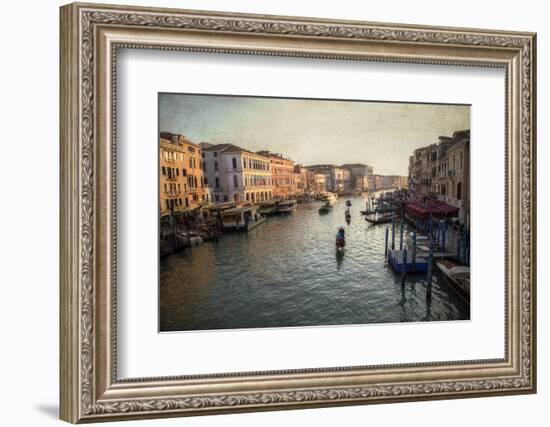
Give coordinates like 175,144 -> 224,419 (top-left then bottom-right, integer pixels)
387,249 -> 428,273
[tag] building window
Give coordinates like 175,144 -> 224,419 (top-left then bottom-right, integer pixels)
189,158 -> 193,168
223,195 -> 228,202
214,161 -> 218,171
457,182 -> 462,200
161,166 -> 166,175
165,200 -> 169,210
213,151 -> 218,157
182,169 -> 186,176
202,161 -> 206,171
232,157 -> 237,169
215,177 -> 219,188
215,195 -> 220,202
176,168 -> 179,176
233,175 -> 238,188
185,198 -> 189,207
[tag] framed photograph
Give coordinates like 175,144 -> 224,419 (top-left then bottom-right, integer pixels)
60,2 -> 537,423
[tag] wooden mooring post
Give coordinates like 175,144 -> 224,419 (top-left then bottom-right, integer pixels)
399,220 -> 404,250
384,226 -> 389,263
426,240 -> 433,301
412,231 -> 417,272
391,218 -> 396,250
401,247 -> 407,286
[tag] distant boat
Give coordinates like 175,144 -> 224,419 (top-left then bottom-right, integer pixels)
319,192 -> 337,203
276,199 -> 297,214
346,200 -> 352,207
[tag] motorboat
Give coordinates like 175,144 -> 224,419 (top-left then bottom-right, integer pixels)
437,259 -> 470,302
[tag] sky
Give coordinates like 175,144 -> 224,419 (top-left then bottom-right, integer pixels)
159,93 -> 470,176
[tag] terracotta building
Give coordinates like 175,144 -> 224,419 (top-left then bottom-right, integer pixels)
258,151 -> 296,200
159,132 -> 209,216
293,165 -> 309,196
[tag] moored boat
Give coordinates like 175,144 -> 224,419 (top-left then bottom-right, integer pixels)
276,199 -> 297,214
258,200 -> 279,216
221,205 -> 266,232
436,259 -> 470,302
365,213 -> 397,225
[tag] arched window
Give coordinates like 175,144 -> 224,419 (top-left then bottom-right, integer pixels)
233,175 -> 238,188
232,157 -> 237,169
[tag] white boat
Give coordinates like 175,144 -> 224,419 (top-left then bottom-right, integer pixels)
276,199 -> 297,214
258,200 -> 278,216
319,192 -> 338,203
437,260 -> 470,302
221,205 -> 266,231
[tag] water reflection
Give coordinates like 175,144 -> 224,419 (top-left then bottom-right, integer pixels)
160,195 -> 470,331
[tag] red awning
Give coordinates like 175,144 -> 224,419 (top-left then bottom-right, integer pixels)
405,200 -> 458,218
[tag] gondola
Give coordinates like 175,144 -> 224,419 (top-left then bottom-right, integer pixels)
319,203 -> 333,214
345,200 -> 352,207
365,214 -> 397,225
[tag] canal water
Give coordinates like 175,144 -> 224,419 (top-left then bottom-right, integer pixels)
160,195 -> 470,332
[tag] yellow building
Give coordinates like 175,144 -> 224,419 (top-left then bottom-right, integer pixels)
159,132 -> 208,216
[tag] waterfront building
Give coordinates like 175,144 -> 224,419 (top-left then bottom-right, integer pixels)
341,163 -> 374,190
293,165 -> 309,196
258,151 -> 296,200
408,129 -> 470,225
355,175 -> 370,192
159,132 -> 209,216
433,130 -> 470,226
201,143 -> 274,204
408,142 -> 442,195
331,167 -> 349,194
307,172 -> 327,194
306,165 -> 334,191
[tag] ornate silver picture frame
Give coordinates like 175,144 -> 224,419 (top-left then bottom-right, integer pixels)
60,2 -> 536,423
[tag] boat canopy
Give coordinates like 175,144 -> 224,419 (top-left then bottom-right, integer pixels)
222,206 -> 255,216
